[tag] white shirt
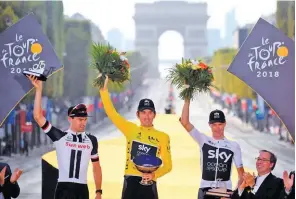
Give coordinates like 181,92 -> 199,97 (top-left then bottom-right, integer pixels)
189,128 -> 243,190
43,121 -> 99,184
252,172 -> 270,194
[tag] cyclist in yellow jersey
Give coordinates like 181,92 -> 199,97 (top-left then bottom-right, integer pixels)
99,76 -> 172,199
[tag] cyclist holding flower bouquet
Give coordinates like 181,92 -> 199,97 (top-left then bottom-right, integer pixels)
90,43 -> 172,199
167,59 -> 244,199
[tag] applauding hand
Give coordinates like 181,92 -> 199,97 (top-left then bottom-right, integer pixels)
283,170 -> 294,192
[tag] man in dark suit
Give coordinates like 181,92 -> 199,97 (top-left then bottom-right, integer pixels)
231,150 -> 284,199
0,162 -> 22,199
279,170 -> 295,199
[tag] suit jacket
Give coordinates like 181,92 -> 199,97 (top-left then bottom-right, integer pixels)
0,162 -> 20,199
279,171 -> 295,199
232,173 -> 284,199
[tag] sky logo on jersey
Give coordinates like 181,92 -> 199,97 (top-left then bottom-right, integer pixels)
202,143 -> 234,181
138,144 -> 151,153
130,140 -> 157,160
208,150 -> 232,163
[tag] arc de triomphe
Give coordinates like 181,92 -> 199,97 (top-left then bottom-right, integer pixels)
133,1 -> 209,76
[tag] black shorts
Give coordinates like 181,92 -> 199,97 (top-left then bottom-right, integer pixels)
54,182 -> 89,199
198,187 -> 233,199
121,176 -> 158,199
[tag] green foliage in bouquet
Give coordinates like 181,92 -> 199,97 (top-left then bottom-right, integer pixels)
90,43 -> 130,89
167,58 -> 214,100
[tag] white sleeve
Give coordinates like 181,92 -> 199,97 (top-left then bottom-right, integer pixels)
233,142 -> 243,168
189,127 -> 206,145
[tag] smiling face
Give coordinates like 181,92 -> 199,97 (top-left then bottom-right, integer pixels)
137,109 -> 156,127
256,151 -> 275,176
209,122 -> 226,139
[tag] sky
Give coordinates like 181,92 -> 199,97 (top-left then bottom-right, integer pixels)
63,0 -> 277,39
62,0 -> 277,59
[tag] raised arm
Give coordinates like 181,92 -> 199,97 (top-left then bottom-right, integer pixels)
28,76 -> 46,127
180,99 -> 194,132
99,76 -> 132,135
28,76 -> 66,142
179,99 -> 206,145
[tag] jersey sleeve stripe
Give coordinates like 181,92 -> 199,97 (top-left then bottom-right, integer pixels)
91,155 -> 99,162
42,121 -> 52,133
91,154 -> 99,159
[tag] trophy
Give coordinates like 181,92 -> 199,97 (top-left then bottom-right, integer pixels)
205,179 -> 233,198
133,155 -> 162,186
23,66 -> 47,81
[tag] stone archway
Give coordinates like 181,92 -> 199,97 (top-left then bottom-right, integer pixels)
133,1 -> 209,77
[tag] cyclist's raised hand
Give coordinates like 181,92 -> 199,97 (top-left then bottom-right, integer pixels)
27,75 -> 42,90
103,75 -> 109,90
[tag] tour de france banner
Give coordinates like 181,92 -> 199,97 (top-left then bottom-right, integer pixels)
0,13 -> 63,126
227,18 -> 295,140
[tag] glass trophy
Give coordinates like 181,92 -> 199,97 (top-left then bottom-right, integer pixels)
133,155 -> 162,186
205,179 -> 233,198
23,67 -> 47,81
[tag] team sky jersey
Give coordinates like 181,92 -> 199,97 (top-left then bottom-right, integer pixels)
100,89 -> 172,180
42,121 -> 99,184
189,127 -> 243,190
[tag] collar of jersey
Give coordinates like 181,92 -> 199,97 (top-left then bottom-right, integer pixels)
67,129 -> 85,135
213,137 -> 226,141
139,125 -> 155,131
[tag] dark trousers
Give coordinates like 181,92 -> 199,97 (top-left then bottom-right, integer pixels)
54,182 -> 89,199
198,187 -> 232,199
121,176 -> 158,199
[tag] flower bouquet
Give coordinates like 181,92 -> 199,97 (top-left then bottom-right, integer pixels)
166,58 -> 214,100
90,43 -> 130,90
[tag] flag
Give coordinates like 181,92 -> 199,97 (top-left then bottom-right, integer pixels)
227,18 -> 295,140
0,13 -> 63,126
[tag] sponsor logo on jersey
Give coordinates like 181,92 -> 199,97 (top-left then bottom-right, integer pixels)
148,136 -> 159,144
130,140 -> 157,160
138,144 -> 151,153
65,141 -> 91,149
136,132 -> 142,139
202,143 -> 234,181
208,140 -> 216,145
208,149 -> 232,163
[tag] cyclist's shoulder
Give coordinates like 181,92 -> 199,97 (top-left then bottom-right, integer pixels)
222,137 -> 241,151
52,126 -> 68,137
85,132 -> 97,139
152,129 -> 170,139
51,124 -> 67,133
224,137 -> 240,146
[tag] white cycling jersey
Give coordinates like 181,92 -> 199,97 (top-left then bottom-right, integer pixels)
42,121 -> 99,184
189,127 -> 243,190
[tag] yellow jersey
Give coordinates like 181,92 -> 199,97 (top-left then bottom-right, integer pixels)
100,89 -> 172,180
